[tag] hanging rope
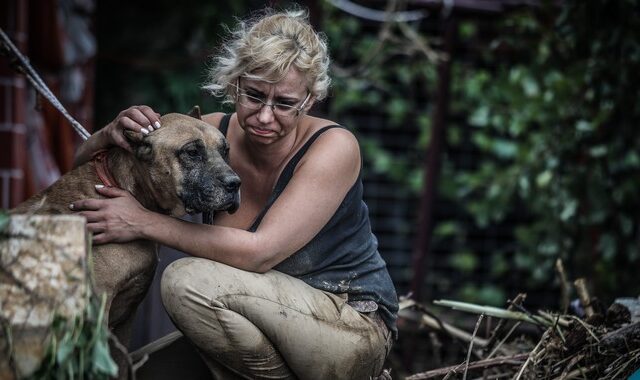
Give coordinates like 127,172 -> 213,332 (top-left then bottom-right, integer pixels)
324,0 -> 429,22
0,27 -> 91,141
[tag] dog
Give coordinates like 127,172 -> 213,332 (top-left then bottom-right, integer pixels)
12,111 -> 240,378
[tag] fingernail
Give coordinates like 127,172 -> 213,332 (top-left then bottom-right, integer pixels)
69,203 -> 74,210
154,121 -> 161,129
95,184 -> 105,189
141,128 -> 149,135
147,124 -> 154,131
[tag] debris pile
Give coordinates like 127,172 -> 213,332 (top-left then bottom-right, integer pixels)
398,272 -> 640,379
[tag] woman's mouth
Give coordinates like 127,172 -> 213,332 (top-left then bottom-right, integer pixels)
251,126 -> 274,136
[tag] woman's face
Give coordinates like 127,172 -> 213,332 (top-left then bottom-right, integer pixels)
235,68 -> 313,145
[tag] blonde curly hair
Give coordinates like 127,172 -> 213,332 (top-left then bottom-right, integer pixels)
203,8 -> 331,103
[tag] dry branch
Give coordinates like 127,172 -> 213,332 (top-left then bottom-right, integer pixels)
405,353 -> 529,380
399,299 -> 489,347
574,278 -> 594,318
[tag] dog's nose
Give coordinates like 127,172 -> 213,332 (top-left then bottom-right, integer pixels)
221,175 -> 241,192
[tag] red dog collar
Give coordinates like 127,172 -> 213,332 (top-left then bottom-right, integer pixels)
92,150 -> 120,188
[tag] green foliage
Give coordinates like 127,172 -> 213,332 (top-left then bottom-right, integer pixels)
448,0 -> 640,300
323,0 -> 640,303
27,294 -> 117,380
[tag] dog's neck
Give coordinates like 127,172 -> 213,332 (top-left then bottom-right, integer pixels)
102,148 -> 172,215
93,150 -> 119,188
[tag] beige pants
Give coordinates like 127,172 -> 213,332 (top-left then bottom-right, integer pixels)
160,257 -> 392,380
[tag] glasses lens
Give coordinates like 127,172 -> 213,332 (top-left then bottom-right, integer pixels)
238,92 -> 299,117
238,93 -> 262,110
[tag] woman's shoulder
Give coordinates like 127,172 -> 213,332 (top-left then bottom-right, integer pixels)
304,115 -> 358,147
301,116 -> 361,165
202,112 -> 228,129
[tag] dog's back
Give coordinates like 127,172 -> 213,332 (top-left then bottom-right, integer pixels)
13,164 -> 101,215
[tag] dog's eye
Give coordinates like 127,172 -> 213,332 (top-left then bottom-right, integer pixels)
186,149 -> 200,158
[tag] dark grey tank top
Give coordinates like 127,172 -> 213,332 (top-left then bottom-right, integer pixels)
219,114 -> 399,336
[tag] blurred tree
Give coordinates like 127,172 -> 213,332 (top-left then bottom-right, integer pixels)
322,0 -> 640,304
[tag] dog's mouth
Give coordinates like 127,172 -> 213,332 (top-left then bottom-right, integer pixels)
183,189 -> 240,215
220,190 -> 241,214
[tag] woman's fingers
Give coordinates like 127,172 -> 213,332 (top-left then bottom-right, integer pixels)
78,210 -> 102,223
69,186 -> 127,211
136,106 -> 162,130
91,232 -> 109,245
103,105 -> 163,152
70,198 -> 103,211
111,131 -> 133,152
116,106 -> 161,132
94,185 -> 129,198
69,186 -> 143,245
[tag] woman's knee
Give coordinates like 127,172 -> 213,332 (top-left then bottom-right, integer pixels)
161,257 -> 210,315
161,257 -> 243,314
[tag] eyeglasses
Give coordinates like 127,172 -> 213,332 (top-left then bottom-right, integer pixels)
232,80 -> 311,118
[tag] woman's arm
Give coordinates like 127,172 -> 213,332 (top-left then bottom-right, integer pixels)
74,106 -> 162,166
72,127 -> 361,273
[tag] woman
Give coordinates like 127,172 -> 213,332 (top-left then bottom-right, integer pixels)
72,8 -> 398,379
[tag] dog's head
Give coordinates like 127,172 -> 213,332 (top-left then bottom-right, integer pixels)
123,113 -> 240,216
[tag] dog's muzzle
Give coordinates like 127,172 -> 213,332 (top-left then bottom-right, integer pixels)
218,173 -> 241,214
224,189 -> 241,214
181,172 -> 241,215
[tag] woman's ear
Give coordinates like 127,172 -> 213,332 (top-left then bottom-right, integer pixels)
123,130 -> 153,161
302,95 -> 316,114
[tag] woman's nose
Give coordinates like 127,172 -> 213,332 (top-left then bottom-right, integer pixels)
256,103 -> 275,123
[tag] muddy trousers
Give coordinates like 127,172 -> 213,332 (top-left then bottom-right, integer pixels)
160,257 -> 391,380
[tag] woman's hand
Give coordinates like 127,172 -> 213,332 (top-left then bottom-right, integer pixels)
70,186 -> 151,245
74,106 -> 161,166
103,106 -> 162,152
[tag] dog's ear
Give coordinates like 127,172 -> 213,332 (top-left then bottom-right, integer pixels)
187,105 -> 202,120
123,130 -> 153,161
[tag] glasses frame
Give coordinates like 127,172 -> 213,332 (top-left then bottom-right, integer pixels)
232,79 -> 311,118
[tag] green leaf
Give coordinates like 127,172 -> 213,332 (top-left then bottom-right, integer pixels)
598,234 -> 617,261
536,170 -> 553,188
450,251 -> 478,273
491,139 -> 518,159
522,76 -> 540,97
589,145 -> 608,158
0,210 -> 8,234
434,221 -> 462,237
560,199 -> 577,221
56,330 -> 74,364
575,119 -> 594,132
386,98 -> 409,127
91,340 -> 118,376
459,21 -> 477,39
469,106 -> 490,127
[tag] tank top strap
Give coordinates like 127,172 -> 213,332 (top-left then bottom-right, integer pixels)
273,125 -> 341,194
248,125 -> 342,232
219,113 -> 232,136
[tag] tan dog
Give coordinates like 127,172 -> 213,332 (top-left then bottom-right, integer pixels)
12,112 -> 240,378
